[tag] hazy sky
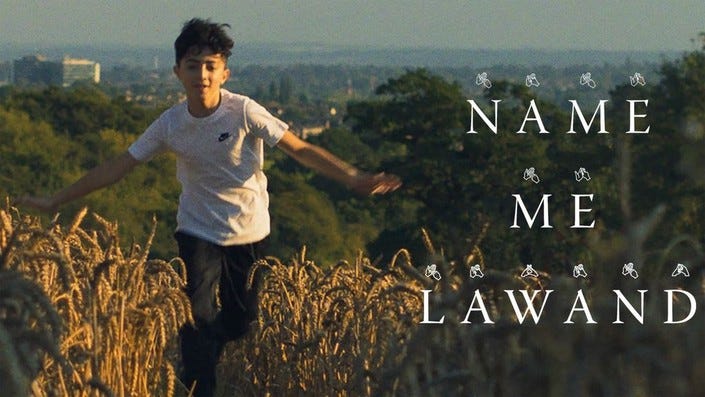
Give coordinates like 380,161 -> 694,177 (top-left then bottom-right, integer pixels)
2,0 -> 704,51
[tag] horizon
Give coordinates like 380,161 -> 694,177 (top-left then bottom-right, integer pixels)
0,42 -> 683,69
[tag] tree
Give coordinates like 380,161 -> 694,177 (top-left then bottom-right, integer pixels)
0,108 -> 75,197
346,70 -> 606,267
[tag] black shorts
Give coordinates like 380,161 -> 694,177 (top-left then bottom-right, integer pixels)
176,231 -> 268,396
175,231 -> 266,340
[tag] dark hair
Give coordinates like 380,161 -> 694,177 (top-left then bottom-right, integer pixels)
174,18 -> 234,64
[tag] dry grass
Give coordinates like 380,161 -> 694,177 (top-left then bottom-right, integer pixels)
1,204 -> 191,396
224,247 -> 427,396
3,201 -> 705,397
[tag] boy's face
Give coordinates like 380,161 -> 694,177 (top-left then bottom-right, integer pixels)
173,47 -> 230,106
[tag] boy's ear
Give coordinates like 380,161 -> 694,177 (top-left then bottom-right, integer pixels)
173,64 -> 179,77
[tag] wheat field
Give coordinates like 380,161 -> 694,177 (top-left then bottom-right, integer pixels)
0,205 -> 189,396
2,202 -> 705,397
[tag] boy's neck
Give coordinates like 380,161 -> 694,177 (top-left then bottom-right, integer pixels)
187,91 -> 222,118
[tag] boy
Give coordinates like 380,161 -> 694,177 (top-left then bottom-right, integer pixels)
19,18 -> 401,396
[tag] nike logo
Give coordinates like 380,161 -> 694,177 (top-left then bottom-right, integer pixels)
218,132 -> 231,142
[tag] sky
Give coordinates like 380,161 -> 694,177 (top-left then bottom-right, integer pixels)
1,0 -> 704,52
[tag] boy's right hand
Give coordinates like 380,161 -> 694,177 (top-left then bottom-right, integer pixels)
15,196 -> 57,214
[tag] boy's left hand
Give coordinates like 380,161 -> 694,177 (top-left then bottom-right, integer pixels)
350,172 -> 402,196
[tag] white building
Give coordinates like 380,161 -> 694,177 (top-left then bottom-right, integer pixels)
61,57 -> 100,86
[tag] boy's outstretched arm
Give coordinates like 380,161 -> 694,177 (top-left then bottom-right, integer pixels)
276,131 -> 401,195
17,151 -> 140,213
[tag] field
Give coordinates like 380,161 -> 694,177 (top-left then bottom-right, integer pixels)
1,203 -> 704,397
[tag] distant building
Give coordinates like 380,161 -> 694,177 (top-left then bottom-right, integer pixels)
61,56 -> 100,86
13,55 -> 61,86
12,55 -> 100,87
0,61 -> 11,86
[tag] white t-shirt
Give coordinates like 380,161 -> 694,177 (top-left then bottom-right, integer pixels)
128,89 -> 288,245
